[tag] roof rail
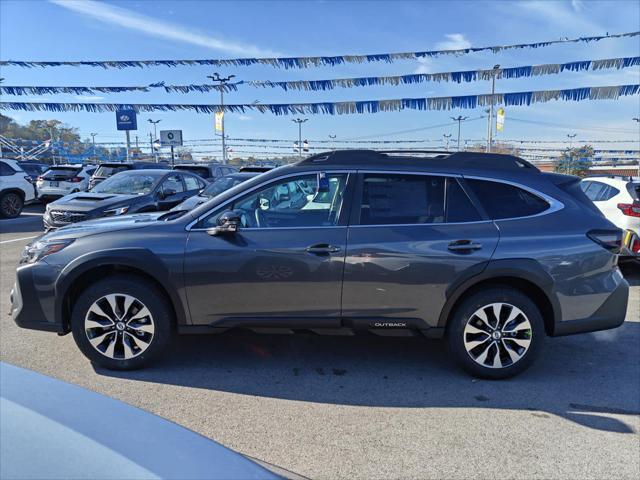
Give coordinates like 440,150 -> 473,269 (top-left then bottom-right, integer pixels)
298,149 -> 540,171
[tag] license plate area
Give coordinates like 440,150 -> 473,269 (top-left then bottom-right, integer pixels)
50,181 -> 59,187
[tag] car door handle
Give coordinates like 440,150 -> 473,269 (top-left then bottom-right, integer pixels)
448,240 -> 483,252
306,244 -> 341,255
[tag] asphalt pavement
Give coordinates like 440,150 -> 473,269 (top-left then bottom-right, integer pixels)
1,205 -> 639,480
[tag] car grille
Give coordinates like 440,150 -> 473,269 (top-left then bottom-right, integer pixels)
49,210 -> 88,224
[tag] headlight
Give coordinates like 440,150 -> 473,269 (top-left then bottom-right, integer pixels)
20,239 -> 74,264
103,206 -> 130,216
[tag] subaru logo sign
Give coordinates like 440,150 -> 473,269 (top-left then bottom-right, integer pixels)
115,109 -> 137,131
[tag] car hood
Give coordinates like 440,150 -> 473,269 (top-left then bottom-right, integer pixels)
49,192 -> 143,213
172,194 -> 208,211
41,212 -> 165,241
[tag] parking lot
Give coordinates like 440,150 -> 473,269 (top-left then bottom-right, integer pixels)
1,204 -> 639,479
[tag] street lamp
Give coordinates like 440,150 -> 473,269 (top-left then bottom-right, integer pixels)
207,73 -> 236,164
90,133 -> 97,160
443,133 -> 452,151
487,64 -> 500,153
292,118 -> 308,158
148,119 -> 161,162
329,134 -> 336,151
450,116 -> 468,151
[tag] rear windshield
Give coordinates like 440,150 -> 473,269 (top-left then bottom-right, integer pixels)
174,166 -> 209,178
94,165 -> 132,177
42,167 -> 81,179
628,182 -> 640,201
19,164 -> 47,175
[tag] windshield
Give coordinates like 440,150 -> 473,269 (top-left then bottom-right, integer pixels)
202,176 -> 245,197
94,165 -> 132,177
91,172 -> 162,194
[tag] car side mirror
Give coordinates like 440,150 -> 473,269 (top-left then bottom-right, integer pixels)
207,210 -> 242,236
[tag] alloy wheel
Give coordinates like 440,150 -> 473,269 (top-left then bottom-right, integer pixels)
463,302 -> 532,369
2,194 -> 21,217
84,293 -> 155,360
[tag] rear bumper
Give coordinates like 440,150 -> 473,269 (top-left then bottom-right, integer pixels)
621,229 -> 639,257
552,276 -> 629,336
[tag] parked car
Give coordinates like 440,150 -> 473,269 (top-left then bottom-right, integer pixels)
12,150 -> 628,378
17,161 -> 49,181
88,161 -> 169,190
36,164 -> 96,202
43,169 -> 206,230
0,158 -> 37,218
0,362 -> 281,479
581,175 -> 640,259
172,171 -> 262,211
173,163 -> 237,182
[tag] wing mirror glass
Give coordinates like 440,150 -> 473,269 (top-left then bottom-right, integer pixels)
207,210 -> 242,236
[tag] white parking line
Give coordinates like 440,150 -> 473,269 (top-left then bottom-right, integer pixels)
0,235 -> 37,244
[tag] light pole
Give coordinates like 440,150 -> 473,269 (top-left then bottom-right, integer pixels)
443,133 -> 452,151
148,119 -> 161,161
329,134 -> 336,151
633,119 -> 639,175
486,64 -> 500,153
207,73 -> 236,164
451,116 -> 468,151
292,118 -> 308,158
90,133 -> 97,161
566,134 -> 577,174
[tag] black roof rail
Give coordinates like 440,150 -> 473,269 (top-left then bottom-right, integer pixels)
298,149 -> 540,171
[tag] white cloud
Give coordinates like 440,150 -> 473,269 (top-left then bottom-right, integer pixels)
75,95 -> 104,101
235,115 -> 252,121
571,0 -> 584,12
413,58 -> 433,74
50,0 -> 281,57
518,1 -> 600,32
435,33 -> 472,51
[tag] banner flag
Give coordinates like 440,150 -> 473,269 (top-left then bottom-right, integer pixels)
214,111 -> 224,132
496,108 -> 505,132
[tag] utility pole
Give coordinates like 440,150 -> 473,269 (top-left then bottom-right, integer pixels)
329,134 -> 336,151
567,133 -> 577,149
207,73 -> 236,164
292,118 -> 308,159
90,133 -> 97,161
487,64 -> 500,153
443,133 -> 452,151
148,119 -> 161,162
49,126 -> 55,165
451,116 -> 468,151
566,134 -> 577,174
149,132 -> 154,160
633,118 -> 639,175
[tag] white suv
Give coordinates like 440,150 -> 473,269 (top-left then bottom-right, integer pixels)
581,175 -> 640,258
0,159 -> 37,218
36,164 -> 96,202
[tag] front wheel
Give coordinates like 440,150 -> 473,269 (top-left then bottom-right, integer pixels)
0,192 -> 24,218
71,275 -> 173,370
447,287 -> 544,379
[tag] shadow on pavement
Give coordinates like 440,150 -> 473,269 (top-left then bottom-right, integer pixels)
98,321 -> 640,435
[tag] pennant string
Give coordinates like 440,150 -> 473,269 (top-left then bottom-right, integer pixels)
0,32 -> 637,70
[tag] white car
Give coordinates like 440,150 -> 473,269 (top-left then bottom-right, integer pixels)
36,164 -> 96,202
0,158 -> 37,218
581,175 -> 640,258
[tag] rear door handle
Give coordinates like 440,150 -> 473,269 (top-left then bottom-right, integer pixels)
448,240 -> 482,252
306,244 -> 341,255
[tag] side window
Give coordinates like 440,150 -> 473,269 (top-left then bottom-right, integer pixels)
584,181 -> 607,202
466,179 -> 549,220
184,175 -> 201,191
580,181 -> 592,193
200,173 -> 348,229
0,161 -> 16,176
597,185 -> 619,201
360,174 -> 446,225
161,174 -> 185,195
446,178 -> 482,222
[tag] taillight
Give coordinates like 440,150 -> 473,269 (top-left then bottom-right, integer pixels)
36,176 -> 43,182
631,237 -> 640,254
617,203 -> 640,218
69,176 -> 83,183
587,229 -> 623,254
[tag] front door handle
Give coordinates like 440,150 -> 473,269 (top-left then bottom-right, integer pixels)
306,244 -> 341,255
448,240 -> 483,252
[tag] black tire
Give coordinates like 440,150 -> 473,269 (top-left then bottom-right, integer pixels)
0,192 -> 24,219
446,286 -> 545,379
70,275 -> 173,370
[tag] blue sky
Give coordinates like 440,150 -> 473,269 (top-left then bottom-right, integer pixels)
1,0 -> 639,157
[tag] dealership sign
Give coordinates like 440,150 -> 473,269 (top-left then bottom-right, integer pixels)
115,110 -> 137,131
160,130 -> 183,146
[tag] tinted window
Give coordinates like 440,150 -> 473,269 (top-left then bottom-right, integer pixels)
184,175 -> 201,191
466,179 -> 549,219
41,167 -> 81,179
583,181 -> 607,201
0,161 -> 16,176
201,173 -> 348,229
174,166 -> 210,178
94,165 -> 131,177
446,179 -> 482,222
595,184 -> 619,201
360,174 -> 446,225
162,174 -> 185,194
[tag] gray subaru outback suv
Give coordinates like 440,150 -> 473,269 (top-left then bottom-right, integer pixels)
11,150 -> 628,378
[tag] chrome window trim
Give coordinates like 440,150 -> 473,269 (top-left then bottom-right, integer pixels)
186,169 -> 354,231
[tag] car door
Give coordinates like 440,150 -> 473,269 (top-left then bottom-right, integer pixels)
341,172 -> 500,330
184,171 -> 353,327
156,173 -> 187,210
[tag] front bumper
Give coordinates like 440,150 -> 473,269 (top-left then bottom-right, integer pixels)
11,261 -> 65,334
552,273 -> 629,336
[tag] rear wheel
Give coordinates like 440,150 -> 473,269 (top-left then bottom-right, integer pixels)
0,192 -> 24,218
447,287 -> 544,379
70,275 -> 173,370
